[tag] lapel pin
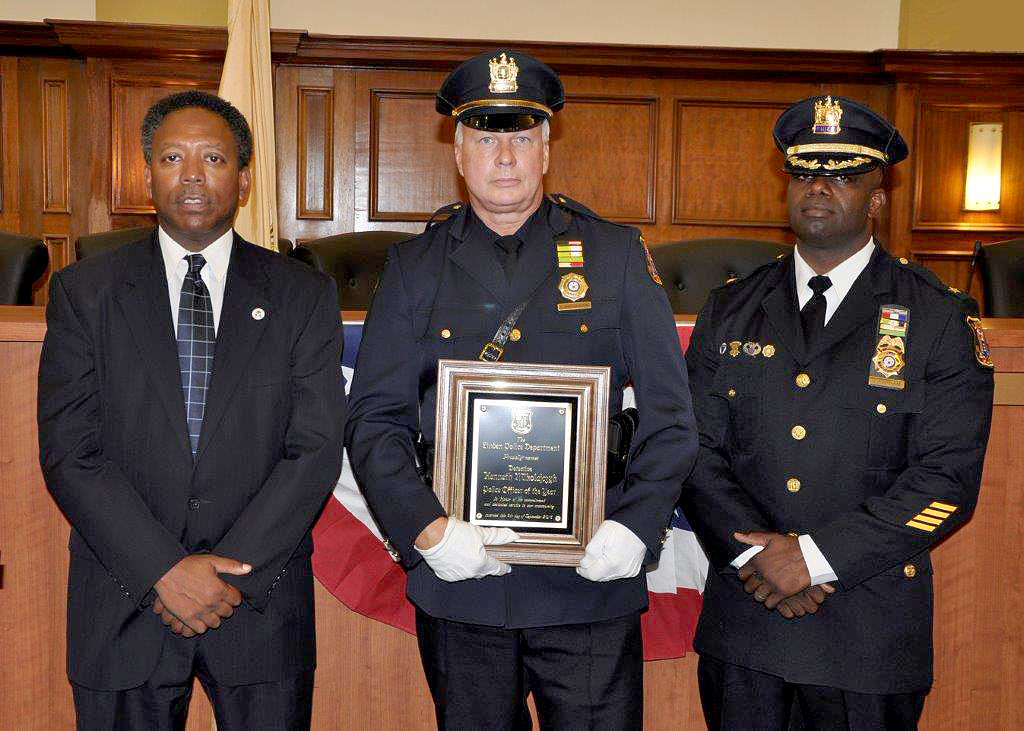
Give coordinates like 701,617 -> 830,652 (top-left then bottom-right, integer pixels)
251,307 -> 266,321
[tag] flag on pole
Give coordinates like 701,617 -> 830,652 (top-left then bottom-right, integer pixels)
312,320 -> 708,660
218,0 -> 279,251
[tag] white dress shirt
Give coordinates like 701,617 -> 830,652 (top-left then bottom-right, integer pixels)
731,238 -> 876,586
158,226 -> 233,335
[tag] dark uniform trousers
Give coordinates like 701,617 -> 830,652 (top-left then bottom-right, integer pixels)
681,248 -> 994,730
346,198 -> 697,730
72,636 -> 314,731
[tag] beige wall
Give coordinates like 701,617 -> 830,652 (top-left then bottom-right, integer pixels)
95,0 -> 226,26
271,0 -> 900,50
900,0 -> 1024,51
1,0 -> 93,21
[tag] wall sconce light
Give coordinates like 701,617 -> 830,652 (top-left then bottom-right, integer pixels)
964,122 -> 1002,211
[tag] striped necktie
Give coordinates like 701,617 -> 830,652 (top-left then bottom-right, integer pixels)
176,253 -> 215,457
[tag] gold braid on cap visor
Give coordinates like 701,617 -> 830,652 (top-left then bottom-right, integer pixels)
452,99 -> 553,117
785,142 -> 888,162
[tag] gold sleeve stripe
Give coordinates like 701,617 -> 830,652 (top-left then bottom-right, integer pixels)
906,519 -> 937,532
921,508 -> 951,519
930,502 -> 957,512
912,514 -> 943,526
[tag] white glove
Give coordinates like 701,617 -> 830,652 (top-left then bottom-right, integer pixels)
576,520 -> 647,582
416,517 -> 519,582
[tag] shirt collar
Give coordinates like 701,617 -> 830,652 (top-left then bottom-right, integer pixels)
157,226 -> 233,284
793,237 -> 875,307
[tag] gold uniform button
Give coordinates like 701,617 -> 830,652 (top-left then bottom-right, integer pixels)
727,388 -> 737,398
903,564 -> 917,579
787,532 -> 799,537
452,203 -> 461,210
763,344 -> 776,358
876,403 -> 887,414
795,373 -> 811,388
948,286 -> 960,294
899,257 -> 910,265
579,323 -> 589,334
509,328 -> 522,342
791,425 -> 807,441
440,328 -> 452,339
786,478 -> 801,493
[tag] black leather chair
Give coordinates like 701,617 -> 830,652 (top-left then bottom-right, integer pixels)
975,238 -> 1024,316
75,226 -> 155,260
652,238 -> 792,314
0,231 -> 50,305
290,230 -> 412,309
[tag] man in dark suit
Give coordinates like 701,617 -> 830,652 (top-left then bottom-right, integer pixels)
345,51 -> 697,729
681,96 -> 995,729
38,90 -> 345,730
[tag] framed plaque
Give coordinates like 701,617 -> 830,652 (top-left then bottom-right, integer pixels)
433,360 -> 610,566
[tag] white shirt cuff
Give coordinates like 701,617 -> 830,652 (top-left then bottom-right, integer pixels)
731,545 -> 764,569
798,534 -> 838,585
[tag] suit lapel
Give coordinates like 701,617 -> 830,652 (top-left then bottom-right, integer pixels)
196,235 -> 271,459
117,233 -> 193,461
447,208 -> 511,302
509,201 -> 563,304
760,257 -> 809,363
805,247 -> 892,361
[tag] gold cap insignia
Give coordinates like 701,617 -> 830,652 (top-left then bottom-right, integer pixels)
558,272 -> 589,302
813,96 -> 843,135
488,53 -> 519,94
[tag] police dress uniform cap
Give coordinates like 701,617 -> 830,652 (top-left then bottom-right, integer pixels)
436,49 -> 564,132
774,95 -> 908,176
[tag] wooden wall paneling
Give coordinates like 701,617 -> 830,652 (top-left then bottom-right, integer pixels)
275,65 -> 356,243
296,85 -> 334,220
109,75 -> 220,216
40,76 -> 70,215
0,58 -> 21,234
84,58 -> 113,238
42,233 -> 71,275
888,82 -> 919,258
671,99 -> 790,228
546,95 -> 658,224
910,249 -> 983,302
367,88 -> 460,223
913,101 -> 1024,234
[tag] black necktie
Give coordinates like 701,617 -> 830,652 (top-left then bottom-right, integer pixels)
494,235 -> 523,281
800,275 -> 833,345
176,253 -> 215,457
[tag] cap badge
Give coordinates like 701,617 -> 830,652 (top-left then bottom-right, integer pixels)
813,96 -> 843,135
488,53 -> 519,94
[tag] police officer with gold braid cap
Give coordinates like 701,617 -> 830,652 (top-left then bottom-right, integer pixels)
346,49 -> 696,728
681,95 -> 994,729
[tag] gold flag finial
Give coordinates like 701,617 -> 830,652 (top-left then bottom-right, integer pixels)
488,52 -> 519,94
813,96 -> 843,135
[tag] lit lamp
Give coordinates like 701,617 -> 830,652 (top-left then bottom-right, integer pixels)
963,122 -> 1002,211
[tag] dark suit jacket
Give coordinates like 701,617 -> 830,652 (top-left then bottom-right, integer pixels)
38,230 -> 346,690
680,248 -> 994,693
345,198 -> 697,628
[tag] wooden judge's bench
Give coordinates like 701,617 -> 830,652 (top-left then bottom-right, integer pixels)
1,306 -> 1021,730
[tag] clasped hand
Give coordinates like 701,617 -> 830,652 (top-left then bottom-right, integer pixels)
734,531 -> 834,620
152,554 -> 251,637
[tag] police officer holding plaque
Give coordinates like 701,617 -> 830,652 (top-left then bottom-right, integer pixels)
345,50 -> 697,728
680,96 -> 995,728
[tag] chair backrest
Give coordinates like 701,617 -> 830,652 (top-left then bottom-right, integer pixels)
652,238 -> 792,314
976,238 -> 1024,316
0,231 -> 50,305
290,230 -> 412,309
75,226 -> 155,260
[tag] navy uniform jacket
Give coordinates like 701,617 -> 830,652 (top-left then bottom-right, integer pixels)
680,247 -> 994,694
38,231 -> 346,689
345,197 -> 697,628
